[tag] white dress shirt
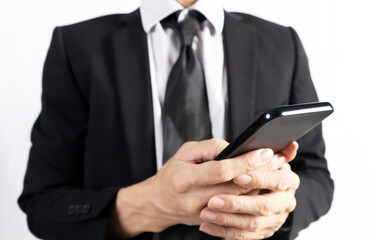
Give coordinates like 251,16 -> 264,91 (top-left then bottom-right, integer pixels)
140,0 -> 227,170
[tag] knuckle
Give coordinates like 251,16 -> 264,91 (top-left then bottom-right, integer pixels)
260,200 -> 273,216
283,163 -> 291,170
287,196 -> 297,212
247,218 -> 260,232
248,173 -> 260,188
228,198 -> 243,213
294,173 -> 301,189
184,205 -> 197,215
263,230 -> 275,238
213,138 -> 228,155
276,217 -> 286,228
150,225 -> 165,233
214,161 -> 231,181
278,172 -> 289,190
171,175 -> 188,193
182,197 -> 200,214
239,153 -> 255,171
231,231 -> 247,240
182,141 -> 195,149
257,174 -> 270,189
212,138 -> 223,147
218,213 -> 232,226
261,204 -> 271,216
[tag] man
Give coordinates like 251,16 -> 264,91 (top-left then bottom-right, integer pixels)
19,0 -> 334,239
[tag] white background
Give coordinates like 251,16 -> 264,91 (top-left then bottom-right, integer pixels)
1,0 -> 375,239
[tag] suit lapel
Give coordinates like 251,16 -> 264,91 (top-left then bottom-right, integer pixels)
111,10 -> 156,183
223,12 -> 258,141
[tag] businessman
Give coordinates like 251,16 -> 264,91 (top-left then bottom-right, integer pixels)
19,0 -> 334,239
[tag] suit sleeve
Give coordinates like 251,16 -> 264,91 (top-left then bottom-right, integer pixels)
18,27 -> 121,240
275,27 -> 334,239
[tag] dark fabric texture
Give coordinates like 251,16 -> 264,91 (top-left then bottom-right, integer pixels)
18,9 -> 334,240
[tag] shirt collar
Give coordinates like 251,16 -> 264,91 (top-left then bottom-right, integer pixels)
140,0 -> 224,34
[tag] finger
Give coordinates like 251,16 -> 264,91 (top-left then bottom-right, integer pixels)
260,141 -> 299,171
200,208 -> 289,232
278,141 -> 299,164
178,138 -> 229,163
281,162 -> 291,170
181,142 -> 297,189
183,148 -> 274,187
228,148 -> 274,172
196,181 -> 250,203
199,222 -> 276,240
232,154 -> 285,187
234,164 -> 300,191
233,142 -> 298,187
166,181 -> 249,217
236,141 -> 298,174
207,191 -> 297,215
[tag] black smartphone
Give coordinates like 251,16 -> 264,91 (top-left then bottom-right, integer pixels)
214,102 -> 334,160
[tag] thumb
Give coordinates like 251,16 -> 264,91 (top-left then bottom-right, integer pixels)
178,138 -> 229,163
209,148 -> 274,184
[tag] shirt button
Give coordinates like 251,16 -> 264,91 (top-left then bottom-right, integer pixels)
192,42 -> 198,51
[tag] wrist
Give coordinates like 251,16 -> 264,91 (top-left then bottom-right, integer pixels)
109,176 -> 172,237
108,176 -> 165,238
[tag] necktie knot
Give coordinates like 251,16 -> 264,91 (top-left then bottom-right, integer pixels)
162,10 -> 205,46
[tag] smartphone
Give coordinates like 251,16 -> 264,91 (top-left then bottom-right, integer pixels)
214,102 -> 334,160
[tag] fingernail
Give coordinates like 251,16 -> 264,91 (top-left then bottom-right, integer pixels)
208,197 -> 225,209
260,149 -> 274,162
201,209 -> 217,221
234,174 -> 252,185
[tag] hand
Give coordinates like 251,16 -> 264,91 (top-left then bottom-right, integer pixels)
150,139 -> 287,230
199,142 -> 300,240
108,139 -> 283,238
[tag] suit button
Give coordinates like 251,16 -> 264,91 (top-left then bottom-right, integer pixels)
74,205 -> 82,215
82,203 -> 91,214
67,205 -> 75,216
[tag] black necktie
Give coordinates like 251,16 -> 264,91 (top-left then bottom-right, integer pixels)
162,10 -> 213,163
159,10 -> 219,240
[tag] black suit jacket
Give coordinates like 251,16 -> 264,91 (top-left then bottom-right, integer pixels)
19,9 -> 334,240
